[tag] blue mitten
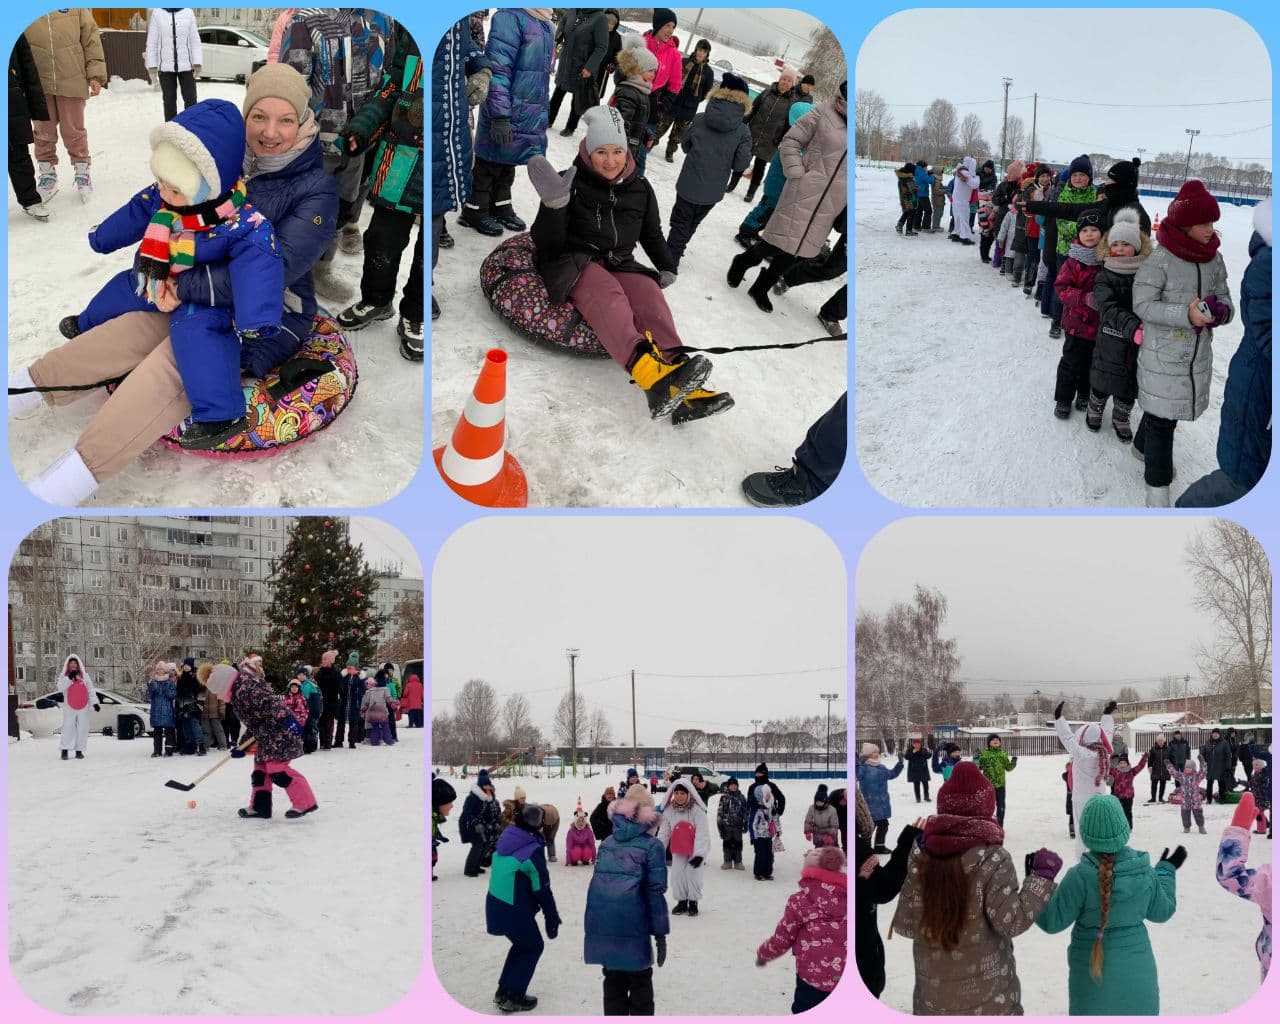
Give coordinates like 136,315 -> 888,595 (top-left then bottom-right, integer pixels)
283,716 -> 303,737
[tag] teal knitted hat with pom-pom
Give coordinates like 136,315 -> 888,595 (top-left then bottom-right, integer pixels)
1079,794 -> 1131,853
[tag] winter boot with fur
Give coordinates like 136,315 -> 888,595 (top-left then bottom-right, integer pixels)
73,162 -> 92,201
311,260 -> 356,304
1085,392 -> 1106,432
1112,399 -> 1134,443
339,223 -> 363,255
629,337 -> 712,420
36,161 -> 58,202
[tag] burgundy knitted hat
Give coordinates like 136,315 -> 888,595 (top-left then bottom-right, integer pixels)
937,761 -> 996,818
1166,179 -> 1221,228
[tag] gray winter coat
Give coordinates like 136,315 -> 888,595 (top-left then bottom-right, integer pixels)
761,102 -> 848,259
746,83 -> 796,161
360,684 -> 392,725
553,8 -> 607,91
1133,246 -> 1234,421
675,87 -> 752,205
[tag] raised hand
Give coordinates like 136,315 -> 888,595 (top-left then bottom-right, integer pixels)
1103,700 -> 1117,715
1025,847 -> 1064,880
1054,701 -> 1065,720
1159,846 -> 1188,870
527,156 -> 577,210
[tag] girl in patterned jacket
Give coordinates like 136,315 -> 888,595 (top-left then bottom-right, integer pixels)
755,846 -> 848,1013
1106,751 -> 1148,829
1169,758 -> 1208,834
204,660 -> 317,820
1216,792 -> 1272,980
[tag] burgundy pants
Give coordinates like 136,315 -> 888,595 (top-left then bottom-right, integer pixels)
568,263 -> 684,370
248,759 -> 316,817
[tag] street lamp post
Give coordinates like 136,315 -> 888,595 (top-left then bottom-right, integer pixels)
751,718 -> 763,764
819,693 -> 840,774
1184,129 -> 1200,181
566,648 -> 579,777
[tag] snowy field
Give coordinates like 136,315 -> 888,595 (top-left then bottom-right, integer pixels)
868,754 -> 1268,1013
8,729 -> 424,1014
430,111 -> 846,508
6,78 -> 423,508
854,168 -> 1253,507
431,771 -> 849,1014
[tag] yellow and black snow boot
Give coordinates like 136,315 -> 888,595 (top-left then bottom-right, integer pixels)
672,388 -> 735,426
629,334 -> 712,420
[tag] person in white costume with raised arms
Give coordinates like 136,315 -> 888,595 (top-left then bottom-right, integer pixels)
57,653 -> 100,760
1054,698 -> 1118,856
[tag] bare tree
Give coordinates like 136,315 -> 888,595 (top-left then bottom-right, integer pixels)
1186,522 -> 1272,721
454,678 -> 500,760
587,707 -> 613,753
959,113 -> 987,160
380,592 -> 424,666
920,99 -> 959,163
431,712 -> 469,767
803,25 -> 846,101
670,728 -> 706,761
723,733 -> 747,758
704,731 -> 727,767
1003,115 -> 1027,162
500,694 -> 537,750
9,524 -> 71,698
1116,685 -> 1144,705
553,691 -> 587,749
855,89 -> 896,161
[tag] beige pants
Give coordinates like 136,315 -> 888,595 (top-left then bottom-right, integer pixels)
28,311 -> 189,482
33,94 -> 89,165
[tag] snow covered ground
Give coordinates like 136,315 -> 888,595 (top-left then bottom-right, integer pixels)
430,117 -> 846,508
8,728 -> 423,1014
6,79 -> 423,508
854,167 -> 1253,507
869,754 -> 1267,1013
430,771 -> 849,1014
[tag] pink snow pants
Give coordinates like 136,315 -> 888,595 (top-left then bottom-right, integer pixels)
568,263 -> 685,370
249,759 -> 316,816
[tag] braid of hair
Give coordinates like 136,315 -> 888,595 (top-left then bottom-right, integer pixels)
1090,853 -> 1115,982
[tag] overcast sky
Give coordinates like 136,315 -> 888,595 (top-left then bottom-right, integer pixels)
857,9 -> 1272,166
349,517 -> 422,579
432,518 -> 847,745
856,518 -> 1224,700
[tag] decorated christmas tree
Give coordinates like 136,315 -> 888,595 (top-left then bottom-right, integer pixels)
263,518 -> 388,683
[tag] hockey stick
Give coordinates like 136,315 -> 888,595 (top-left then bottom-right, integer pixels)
164,735 -> 255,791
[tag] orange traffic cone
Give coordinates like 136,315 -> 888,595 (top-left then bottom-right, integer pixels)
575,795 -> 584,816
434,348 -> 527,507
1152,213 -> 1161,233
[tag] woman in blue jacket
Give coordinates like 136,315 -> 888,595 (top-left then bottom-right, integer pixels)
145,661 -> 177,757
14,64 -> 337,505
584,783 -> 670,1014
459,8 -> 553,236
856,743 -> 904,853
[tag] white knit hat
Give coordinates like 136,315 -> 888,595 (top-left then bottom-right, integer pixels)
583,105 -> 628,153
860,741 -> 880,758
1107,208 -> 1144,253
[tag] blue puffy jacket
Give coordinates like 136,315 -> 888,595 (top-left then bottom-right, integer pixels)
431,18 -> 485,215
856,759 -> 904,821
914,163 -> 935,199
146,677 -> 176,728
1216,228 -> 1272,489
172,133 -> 337,376
474,9 -> 553,166
584,808 -> 670,970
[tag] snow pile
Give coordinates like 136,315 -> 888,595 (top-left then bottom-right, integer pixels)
430,122 -> 846,508
7,79 -> 422,508
8,729 -> 423,1014
872,755 -> 1267,1012
430,772 -> 848,1014
854,167 -> 1254,507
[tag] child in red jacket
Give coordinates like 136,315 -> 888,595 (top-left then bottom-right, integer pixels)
1108,751 -> 1149,829
755,845 -> 847,1013
1053,207 -> 1106,419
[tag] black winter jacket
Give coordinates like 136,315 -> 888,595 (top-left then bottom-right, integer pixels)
745,84 -> 795,161
670,55 -> 714,121
1091,265 -> 1142,400
590,798 -> 613,841
904,745 -> 932,782
1202,737 -> 1233,778
1147,742 -> 1174,782
1168,737 -> 1191,769
531,148 -> 675,304
9,36 -> 48,147
612,81 -> 650,156
1025,194 -> 1152,236
675,88 -> 751,205
316,665 -> 343,716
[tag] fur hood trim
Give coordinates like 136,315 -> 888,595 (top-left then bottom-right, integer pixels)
707,85 -> 751,114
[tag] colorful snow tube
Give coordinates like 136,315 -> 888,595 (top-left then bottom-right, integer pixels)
158,315 -> 358,457
479,232 -> 608,358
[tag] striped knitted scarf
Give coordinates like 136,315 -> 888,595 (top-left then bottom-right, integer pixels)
135,180 -> 248,302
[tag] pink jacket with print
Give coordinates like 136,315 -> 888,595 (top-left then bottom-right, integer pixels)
756,866 -> 847,992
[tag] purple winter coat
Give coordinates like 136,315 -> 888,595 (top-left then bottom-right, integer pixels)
1170,764 -> 1206,809
230,673 -> 303,763
474,9 -> 553,167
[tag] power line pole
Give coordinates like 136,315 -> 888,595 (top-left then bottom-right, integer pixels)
1184,673 -> 1191,715
566,648 -> 579,777
1030,92 -> 1038,161
630,668 -> 637,764
999,77 -> 1013,165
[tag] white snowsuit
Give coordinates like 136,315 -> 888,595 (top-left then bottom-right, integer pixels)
1055,713 -> 1115,857
57,653 -> 99,754
951,156 -> 978,241
659,778 -> 710,901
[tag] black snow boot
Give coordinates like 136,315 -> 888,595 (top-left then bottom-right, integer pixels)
1054,401 -> 1071,420
1033,281 -> 1044,303
431,295 -> 440,321
178,416 -> 248,450
687,900 -> 699,917
493,208 -> 526,232
672,899 -> 690,915
1049,319 -> 1063,339
285,804 -> 319,819
1000,256 -> 1012,276
747,278 -> 774,312
337,301 -> 395,331
1011,264 -> 1024,286
61,749 -> 68,760
1112,398 -> 1134,443
437,222 -> 454,249
59,314 -> 82,339
1085,392 -> 1106,432
671,388 -> 735,425
742,465 -> 810,508
75,751 -> 84,759
497,993 -> 538,1013
457,207 -> 503,236
1074,394 -> 1088,411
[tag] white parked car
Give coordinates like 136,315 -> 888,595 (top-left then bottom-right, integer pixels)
655,764 -> 730,792
196,26 -> 269,84
16,689 -> 151,739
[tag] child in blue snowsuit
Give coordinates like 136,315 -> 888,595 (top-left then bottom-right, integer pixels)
64,98 -> 283,449
855,743 -> 904,852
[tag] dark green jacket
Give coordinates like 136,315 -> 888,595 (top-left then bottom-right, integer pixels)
345,25 -> 422,215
